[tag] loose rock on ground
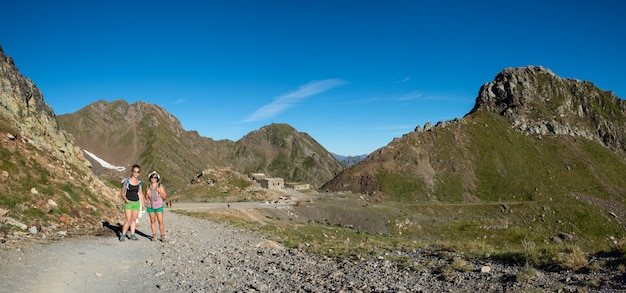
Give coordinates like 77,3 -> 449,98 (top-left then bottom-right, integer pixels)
1,210 -> 625,292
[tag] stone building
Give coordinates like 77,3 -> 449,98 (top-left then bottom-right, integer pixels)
258,178 -> 284,190
249,173 -> 267,181
286,182 -> 310,190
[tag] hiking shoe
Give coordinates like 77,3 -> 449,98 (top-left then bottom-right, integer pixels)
130,234 -> 138,241
160,235 -> 167,242
119,234 -> 127,241
151,234 -> 156,241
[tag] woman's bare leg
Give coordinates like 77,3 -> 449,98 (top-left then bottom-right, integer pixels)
149,212 -> 157,235
121,209 -> 132,236
157,212 -> 165,236
129,210 -> 139,234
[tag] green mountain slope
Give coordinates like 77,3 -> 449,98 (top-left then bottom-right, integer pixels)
57,100 -> 231,194
58,103 -> 343,194
229,123 -> 343,188
324,66 -> 626,205
321,66 -> 626,252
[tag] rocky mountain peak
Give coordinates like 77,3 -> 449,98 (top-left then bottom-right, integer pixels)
1,47 -> 120,241
470,65 -> 626,153
0,46 -> 59,154
323,65 -> 626,206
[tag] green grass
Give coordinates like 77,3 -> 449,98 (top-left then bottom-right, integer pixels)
515,266 -> 538,282
230,178 -> 252,189
433,173 -> 465,202
374,113 -> 582,203
0,191 -> 28,209
174,188 -> 626,272
409,113 -> 626,205
342,112 -> 626,263
173,178 -> 265,203
378,170 -> 428,202
175,209 -> 407,258
0,128 -> 111,232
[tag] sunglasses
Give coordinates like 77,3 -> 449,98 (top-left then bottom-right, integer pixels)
150,176 -> 158,179
132,171 -> 140,174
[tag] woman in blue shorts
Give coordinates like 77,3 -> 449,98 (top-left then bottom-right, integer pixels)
146,171 -> 167,242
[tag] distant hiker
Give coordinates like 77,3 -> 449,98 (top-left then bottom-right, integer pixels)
120,164 -> 144,241
146,171 -> 167,242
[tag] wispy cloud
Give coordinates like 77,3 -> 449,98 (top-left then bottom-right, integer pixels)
370,124 -> 416,131
242,79 -> 346,123
327,124 -> 415,131
393,76 -> 410,84
394,92 -> 423,101
393,91 -> 474,104
169,98 -> 187,105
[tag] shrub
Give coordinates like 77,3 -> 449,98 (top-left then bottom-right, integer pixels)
515,266 -> 537,282
558,246 -> 588,271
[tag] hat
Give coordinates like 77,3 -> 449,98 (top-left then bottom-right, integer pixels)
148,171 -> 161,181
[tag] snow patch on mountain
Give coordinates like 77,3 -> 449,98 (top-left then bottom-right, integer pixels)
83,150 -> 126,171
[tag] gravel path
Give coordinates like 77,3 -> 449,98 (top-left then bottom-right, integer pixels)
1,209 -> 625,292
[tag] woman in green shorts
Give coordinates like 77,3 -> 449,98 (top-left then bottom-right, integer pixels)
120,164 -> 144,241
146,171 -> 167,242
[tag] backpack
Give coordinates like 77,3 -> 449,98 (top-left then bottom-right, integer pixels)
123,178 -> 142,197
147,183 -> 164,209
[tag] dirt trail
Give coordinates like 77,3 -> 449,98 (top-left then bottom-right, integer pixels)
0,192 -> 303,293
2,199 -> 625,292
0,216 -> 162,293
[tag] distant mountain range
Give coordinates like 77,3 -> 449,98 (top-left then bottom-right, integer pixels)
57,101 -> 344,194
331,153 -> 368,167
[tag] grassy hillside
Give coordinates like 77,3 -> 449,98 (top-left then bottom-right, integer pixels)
0,120 -> 119,237
314,111 -> 626,262
58,105 -> 343,195
57,100 -> 232,194
229,123 -> 343,188
169,167 -> 269,203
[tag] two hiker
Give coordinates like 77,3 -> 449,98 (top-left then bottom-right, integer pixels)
120,165 -> 167,242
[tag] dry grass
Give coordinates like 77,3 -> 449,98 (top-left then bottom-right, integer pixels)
450,257 -> 473,272
558,246 -> 589,271
515,266 -> 537,282
172,190 -> 625,274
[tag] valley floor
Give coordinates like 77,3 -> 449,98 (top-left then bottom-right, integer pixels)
1,204 -> 625,292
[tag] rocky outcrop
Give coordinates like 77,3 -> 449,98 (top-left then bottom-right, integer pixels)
0,46 -> 120,243
0,46 -> 71,161
323,65 -> 626,202
470,65 -> 626,154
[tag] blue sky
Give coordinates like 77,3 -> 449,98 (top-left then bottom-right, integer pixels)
1,1 -> 624,156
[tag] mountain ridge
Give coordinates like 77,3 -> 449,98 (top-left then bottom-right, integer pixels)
322,66 -> 626,223
332,153 -> 368,167
57,102 -> 344,194
470,66 -> 626,154
0,46 -> 120,239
